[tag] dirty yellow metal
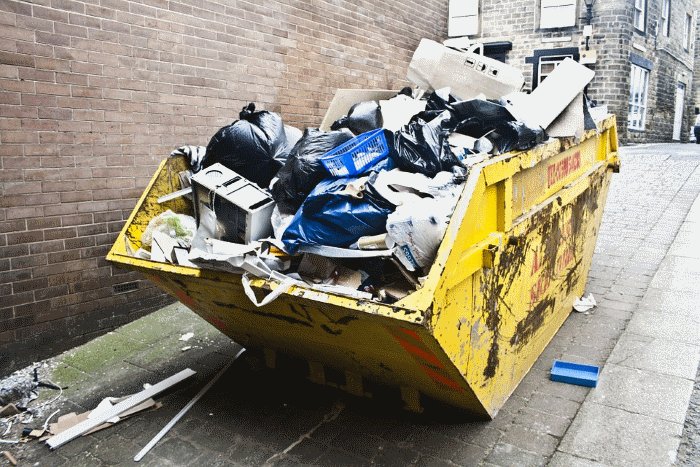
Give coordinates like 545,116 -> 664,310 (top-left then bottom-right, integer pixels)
107,116 -> 619,418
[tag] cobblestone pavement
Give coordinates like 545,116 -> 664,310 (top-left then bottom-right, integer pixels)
1,144 -> 699,466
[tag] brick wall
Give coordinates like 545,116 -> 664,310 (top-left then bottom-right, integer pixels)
473,0 -> 696,143
0,0 -> 448,374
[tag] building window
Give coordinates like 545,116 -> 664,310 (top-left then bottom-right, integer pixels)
538,54 -> 575,83
684,13 -> 693,50
628,64 -> 649,130
526,47 -> 580,88
448,0 -> 479,37
540,0 -> 577,29
633,0 -> 646,32
661,0 -> 670,36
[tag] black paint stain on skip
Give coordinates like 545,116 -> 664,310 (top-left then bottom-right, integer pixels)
213,300 -> 313,327
482,232 -> 530,379
510,296 -> 556,348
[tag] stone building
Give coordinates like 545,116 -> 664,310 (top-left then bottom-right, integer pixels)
0,0 -> 447,373
447,0 -> 698,143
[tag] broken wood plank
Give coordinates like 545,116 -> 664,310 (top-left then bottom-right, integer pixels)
2,450 -> 17,466
47,368 -> 195,449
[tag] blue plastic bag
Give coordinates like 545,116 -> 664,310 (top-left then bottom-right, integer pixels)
281,174 -> 394,254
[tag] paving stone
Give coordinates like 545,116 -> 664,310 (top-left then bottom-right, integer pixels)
535,377 -> 590,403
516,407 -> 572,438
666,241 -> 700,259
558,402 -> 682,467
588,363 -> 694,424
61,331 -> 149,374
625,311 -> 700,344
607,333 -> 700,380
407,430 -> 468,460
526,392 -> 581,420
90,434 -> 140,465
415,454 -> 459,466
451,424 -> 501,449
448,442 -> 488,465
499,423 -> 559,456
649,267 -> 700,292
370,441 -> 421,466
637,287 -> 700,318
148,436 -> 202,465
484,442 -> 547,467
315,447 -> 370,465
549,451 -> 611,466
329,430 -> 385,460
227,436 -> 279,465
284,439 -> 327,464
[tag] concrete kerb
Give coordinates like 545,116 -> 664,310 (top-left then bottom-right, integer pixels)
555,191 -> 700,466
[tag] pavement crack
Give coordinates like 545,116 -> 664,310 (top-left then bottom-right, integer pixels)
263,401 -> 345,465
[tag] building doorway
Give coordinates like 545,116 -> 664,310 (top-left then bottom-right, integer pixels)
673,82 -> 685,141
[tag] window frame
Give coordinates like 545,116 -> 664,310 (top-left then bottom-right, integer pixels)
633,0 -> 647,33
661,0 -> 671,36
684,13 -> 693,51
448,0 -> 480,37
527,47 -> 580,88
539,0 -> 578,30
628,63 -> 650,131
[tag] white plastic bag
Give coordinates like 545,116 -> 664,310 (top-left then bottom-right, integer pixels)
141,210 -> 196,249
387,198 -> 452,271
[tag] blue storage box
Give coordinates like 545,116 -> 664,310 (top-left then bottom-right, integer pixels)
550,360 -> 600,387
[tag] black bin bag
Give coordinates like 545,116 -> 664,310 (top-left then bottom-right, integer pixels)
201,103 -> 289,189
330,101 -> 383,135
393,111 -> 464,177
271,128 -> 354,215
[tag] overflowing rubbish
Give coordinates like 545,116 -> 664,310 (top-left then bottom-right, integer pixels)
0,366 -> 65,449
503,57 -> 594,131
128,38 -> 606,307
282,172 -> 395,254
201,103 -> 291,189
331,100 -> 383,135
407,39 -> 525,100
141,210 -> 196,249
550,360 -> 600,387
171,145 -> 206,173
191,164 -> 275,244
271,128 -> 354,215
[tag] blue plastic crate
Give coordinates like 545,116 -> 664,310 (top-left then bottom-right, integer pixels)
321,129 -> 390,177
550,360 -> 600,387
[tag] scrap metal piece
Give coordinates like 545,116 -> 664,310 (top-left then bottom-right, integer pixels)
133,348 -> 245,462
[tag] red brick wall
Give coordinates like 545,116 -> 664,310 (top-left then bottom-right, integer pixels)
0,0 -> 448,373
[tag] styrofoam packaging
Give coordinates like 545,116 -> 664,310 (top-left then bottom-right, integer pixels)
407,39 -> 525,100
